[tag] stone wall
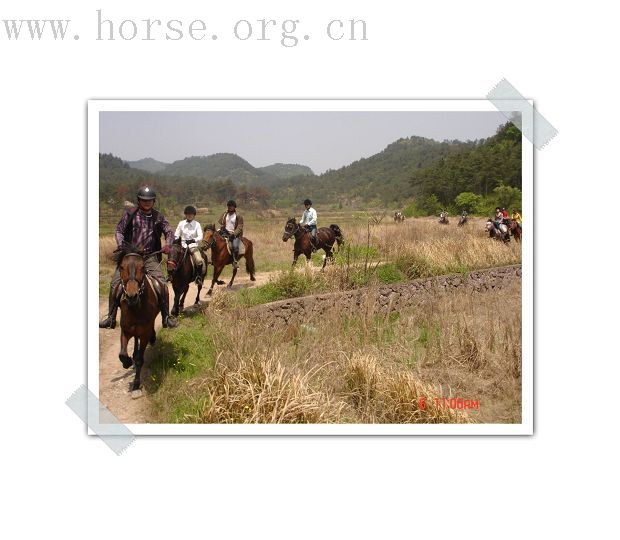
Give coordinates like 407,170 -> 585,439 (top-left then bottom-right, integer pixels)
247,265 -> 522,327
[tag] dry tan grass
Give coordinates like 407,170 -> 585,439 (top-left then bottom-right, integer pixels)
99,213 -> 521,282
150,281 -> 521,424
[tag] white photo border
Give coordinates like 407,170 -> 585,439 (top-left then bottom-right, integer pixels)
88,99 -> 533,435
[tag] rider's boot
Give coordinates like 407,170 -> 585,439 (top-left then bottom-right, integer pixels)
99,286 -> 121,329
195,263 -> 204,286
155,279 -> 178,328
232,251 -> 239,269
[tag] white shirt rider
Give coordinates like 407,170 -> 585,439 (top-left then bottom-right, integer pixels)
174,218 -> 203,248
300,207 -> 317,227
225,212 -> 237,234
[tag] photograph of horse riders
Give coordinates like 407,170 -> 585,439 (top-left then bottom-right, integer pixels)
95,106 -> 529,429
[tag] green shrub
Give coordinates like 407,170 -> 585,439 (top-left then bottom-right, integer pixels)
376,263 -> 406,284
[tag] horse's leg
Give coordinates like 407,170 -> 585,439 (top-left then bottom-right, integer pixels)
195,279 -> 202,303
227,266 -> 238,288
132,335 -> 149,392
180,284 -> 189,311
322,248 -> 333,271
171,288 -> 180,317
208,265 -> 223,295
119,330 -> 133,369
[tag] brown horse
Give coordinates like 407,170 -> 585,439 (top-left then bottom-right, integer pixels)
166,238 -> 207,316
282,218 -> 344,270
506,219 -> 522,242
202,224 -> 256,294
115,246 -> 159,393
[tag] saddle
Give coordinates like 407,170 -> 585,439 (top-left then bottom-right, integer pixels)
220,234 -> 246,256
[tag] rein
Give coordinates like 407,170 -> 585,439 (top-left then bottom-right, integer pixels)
283,221 -> 303,240
121,253 -> 147,303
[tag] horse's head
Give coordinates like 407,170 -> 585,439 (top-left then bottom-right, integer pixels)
117,246 -> 146,306
485,220 -> 494,232
166,238 -> 184,275
203,224 -> 217,248
329,224 -> 344,247
282,217 -> 297,242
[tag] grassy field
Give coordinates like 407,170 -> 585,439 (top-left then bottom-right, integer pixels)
100,208 -> 522,424
147,281 -> 521,424
99,209 -> 521,299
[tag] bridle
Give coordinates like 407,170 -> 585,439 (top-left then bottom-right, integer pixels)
121,253 -> 146,304
282,220 -> 302,241
202,228 -> 218,249
167,243 -> 189,273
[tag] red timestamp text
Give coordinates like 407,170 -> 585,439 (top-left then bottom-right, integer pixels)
417,397 -> 479,410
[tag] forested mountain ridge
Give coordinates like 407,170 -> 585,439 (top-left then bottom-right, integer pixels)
99,122 -> 521,212
268,135 -> 475,206
412,122 -> 521,205
126,158 -> 169,173
258,163 -> 314,178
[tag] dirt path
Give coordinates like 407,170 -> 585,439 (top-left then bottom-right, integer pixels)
98,269 -> 277,424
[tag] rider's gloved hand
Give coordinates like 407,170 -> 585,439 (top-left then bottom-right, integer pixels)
162,245 -> 171,255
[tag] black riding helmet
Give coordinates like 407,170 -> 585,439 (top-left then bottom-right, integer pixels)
227,200 -> 237,208
184,205 -> 197,215
304,199 -> 312,205
137,186 -> 156,200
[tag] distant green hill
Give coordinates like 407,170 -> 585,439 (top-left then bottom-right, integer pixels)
126,157 -> 169,173
258,163 -> 314,178
269,135 -> 472,205
161,153 -> 273,185
269,124 -> 521,206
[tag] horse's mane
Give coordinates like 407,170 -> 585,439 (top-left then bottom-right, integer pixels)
113,243 -> 144,265
204,223 -> 216,232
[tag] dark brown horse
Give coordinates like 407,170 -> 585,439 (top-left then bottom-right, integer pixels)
202,224 -> 256,294
115,246 -> 159,394
166,238 -> 207,316
282,218 -> 344,270
506,219 -> 522,242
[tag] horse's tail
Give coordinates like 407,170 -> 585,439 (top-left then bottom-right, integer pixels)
330,224 -> 344,246
244,241 -> 255,275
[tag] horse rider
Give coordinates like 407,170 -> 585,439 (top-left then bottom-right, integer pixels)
99,186 -> 178,329
461,209 -> 468,219
300,198 -> 318,250
218,199 -> 244,268
174,205 -> 205,285
502,207 -> 508,219
439,210 -> 448,222
511,209 -> 522,225
494,207 -> 504,230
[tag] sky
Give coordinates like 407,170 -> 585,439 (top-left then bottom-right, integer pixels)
99,111 -> 507,174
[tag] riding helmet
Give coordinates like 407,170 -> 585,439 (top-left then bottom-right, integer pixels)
227,200 -> 237,208
304,199 -> 312,205
137,186 -> 156,200
184,205 -> 197,215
